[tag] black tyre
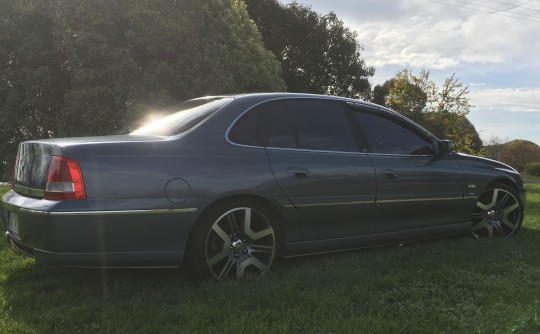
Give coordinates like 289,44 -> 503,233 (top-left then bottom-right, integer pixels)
471,182 -> 524,238
187,199 -> 278,280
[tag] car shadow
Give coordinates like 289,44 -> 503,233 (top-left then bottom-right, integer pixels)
2,227 -> 540,331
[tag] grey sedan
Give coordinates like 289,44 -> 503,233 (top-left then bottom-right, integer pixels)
1,93 -> 526,280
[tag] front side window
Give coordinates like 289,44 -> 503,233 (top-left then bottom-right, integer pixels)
354,111 -> 434,155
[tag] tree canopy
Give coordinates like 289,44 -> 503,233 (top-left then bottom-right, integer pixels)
372,69 -> 482,154
245,0 -> 374,99
0,0 -> 285,179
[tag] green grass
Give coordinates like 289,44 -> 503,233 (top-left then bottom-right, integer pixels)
1,185 -> 540,333
0,185 -> 10,195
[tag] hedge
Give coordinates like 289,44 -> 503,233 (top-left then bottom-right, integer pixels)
525,162 -> 540,176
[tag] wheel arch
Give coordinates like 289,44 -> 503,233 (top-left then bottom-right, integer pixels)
485,177 -> 521,198
472,178 -> 524,238
184,194 -> 287,259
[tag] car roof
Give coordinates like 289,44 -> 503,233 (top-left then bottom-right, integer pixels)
199,92 -> 381,108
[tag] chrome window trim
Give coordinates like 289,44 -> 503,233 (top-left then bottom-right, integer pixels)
225,95 -> 370,149
366,152 -> 434,158
224,96 -> 437,158
265,146 -> 368,156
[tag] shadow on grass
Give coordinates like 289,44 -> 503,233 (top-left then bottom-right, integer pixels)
2,224 -> 540,333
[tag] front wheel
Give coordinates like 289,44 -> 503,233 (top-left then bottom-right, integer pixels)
471,182 -> 524,238
187,200 -> 278,280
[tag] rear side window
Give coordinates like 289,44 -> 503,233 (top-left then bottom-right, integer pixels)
229,101 -> 298,148
267,102 -> 297,149
130,97 -> 232,136
354,111 -> 434,155
228,107 -> 261,146
286,100 -> 359,152
229,98 -> 363,153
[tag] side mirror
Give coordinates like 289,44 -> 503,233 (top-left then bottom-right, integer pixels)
437,140 -> 453,156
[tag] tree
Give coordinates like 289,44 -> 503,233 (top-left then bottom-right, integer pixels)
461,117 -> 483,154
0,0 -> 68,179
385,69 -> 432,125
498,140 -> 540,172
245,0 -> 374,99
0,0 -> 285,179
382,69 -> 481,154
371,79 -> 394,106
484,135 -> 510,160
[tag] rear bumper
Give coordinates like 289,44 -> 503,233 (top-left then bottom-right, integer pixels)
5,232 -> 183,268
2,190 -> 198,267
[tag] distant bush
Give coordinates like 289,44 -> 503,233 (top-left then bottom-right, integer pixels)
498,139 -> 540,171
525,163 -> 540,177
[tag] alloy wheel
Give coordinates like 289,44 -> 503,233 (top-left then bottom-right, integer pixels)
471,186 -> 523,238
204,207 -> 276,280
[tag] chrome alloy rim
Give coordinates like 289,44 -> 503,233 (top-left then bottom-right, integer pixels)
472,188 -> 522,238
205,207 -> 276,280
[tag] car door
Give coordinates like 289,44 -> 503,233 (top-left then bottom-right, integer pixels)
351,104 -> 467,232
261,99 -> 378,241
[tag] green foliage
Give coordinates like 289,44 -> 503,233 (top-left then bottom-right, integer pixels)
525,163 -> 540,177
1,184 -> 540,332
0,0 -> 285,180
371,79 -> 394,106
245,0 -> 374,99
383,69 -> 481,154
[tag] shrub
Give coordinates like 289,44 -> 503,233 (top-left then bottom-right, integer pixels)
525,162 -> 540,177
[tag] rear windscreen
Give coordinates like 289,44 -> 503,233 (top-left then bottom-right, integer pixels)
130,97 -> 232,136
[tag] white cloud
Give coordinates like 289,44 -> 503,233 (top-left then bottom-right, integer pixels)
351,6 -> 540,71
470,88 -> 540,113
468,88 -> 540,144
283,0 -> 540,74
280,0 -> 540,145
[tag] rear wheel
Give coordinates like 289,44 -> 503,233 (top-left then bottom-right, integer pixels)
471,182 -> 523,238
187,200 -> 277,280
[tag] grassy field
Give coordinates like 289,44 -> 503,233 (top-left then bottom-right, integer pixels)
0,184 -> 539,333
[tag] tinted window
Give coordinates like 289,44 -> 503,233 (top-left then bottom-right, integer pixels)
229,107 -> 261,146
130,97 -> 232,136
354,111 -> 434,155
229,101 -> 296,148
267,102 -> 297,149
286,100 -> 359,152
230,99 -> 363,152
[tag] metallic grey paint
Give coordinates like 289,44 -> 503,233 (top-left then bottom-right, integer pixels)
1,93 -> 526,269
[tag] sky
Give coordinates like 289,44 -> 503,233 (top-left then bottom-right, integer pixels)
280,0 -> 540,145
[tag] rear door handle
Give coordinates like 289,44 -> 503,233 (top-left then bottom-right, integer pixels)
288,167 -> 311,178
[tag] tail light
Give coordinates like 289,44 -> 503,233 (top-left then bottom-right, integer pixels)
44,156 -> 86,200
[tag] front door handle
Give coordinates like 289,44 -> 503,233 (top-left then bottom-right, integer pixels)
288,167 -> 311,178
